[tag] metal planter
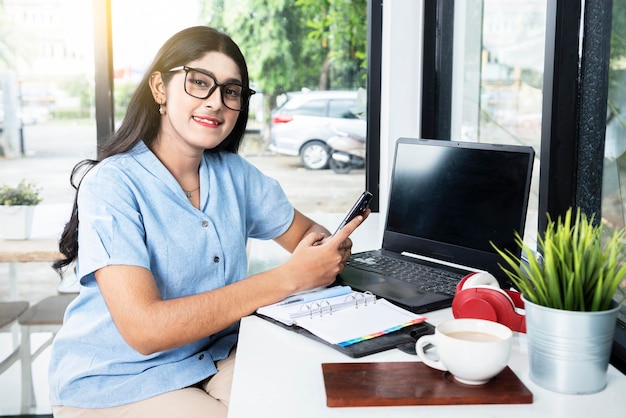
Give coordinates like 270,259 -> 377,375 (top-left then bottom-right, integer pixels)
524,297 -> 619,394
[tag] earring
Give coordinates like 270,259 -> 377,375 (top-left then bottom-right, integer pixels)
158,101 -> 165,115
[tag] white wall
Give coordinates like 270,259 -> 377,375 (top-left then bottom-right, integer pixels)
379,0 -> 424,221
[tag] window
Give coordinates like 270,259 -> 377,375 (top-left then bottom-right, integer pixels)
328,99 -> 358,119
450,0 -> 546,246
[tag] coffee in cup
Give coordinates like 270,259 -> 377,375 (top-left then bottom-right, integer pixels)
415,318 -> 513,385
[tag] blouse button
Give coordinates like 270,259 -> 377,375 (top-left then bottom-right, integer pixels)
201,220 -> 209,227
213,256 -> 220,263
199,354 -> 205,360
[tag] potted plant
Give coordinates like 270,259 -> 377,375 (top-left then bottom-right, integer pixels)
0,180 -> 43,240
493,207 -> 626,394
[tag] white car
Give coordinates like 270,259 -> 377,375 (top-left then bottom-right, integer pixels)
269,90 -> 366,170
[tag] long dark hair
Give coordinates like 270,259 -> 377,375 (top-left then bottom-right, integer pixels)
52,26 -> 252,275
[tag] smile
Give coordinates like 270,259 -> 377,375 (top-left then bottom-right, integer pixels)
193,115 -> 221,126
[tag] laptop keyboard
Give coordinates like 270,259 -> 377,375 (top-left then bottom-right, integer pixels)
347,253 -> 465,295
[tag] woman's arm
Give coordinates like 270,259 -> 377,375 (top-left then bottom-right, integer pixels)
273,209 -> 332,252
95,210 -> 368,355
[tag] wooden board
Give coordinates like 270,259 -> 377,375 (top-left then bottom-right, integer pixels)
322,362 -> 533,407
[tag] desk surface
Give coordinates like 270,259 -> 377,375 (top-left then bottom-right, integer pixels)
230,212 -> 626,418
229,313 -> 626,418
0,238 -> 61,262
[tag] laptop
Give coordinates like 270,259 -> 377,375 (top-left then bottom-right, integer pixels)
337,137 -> 535,313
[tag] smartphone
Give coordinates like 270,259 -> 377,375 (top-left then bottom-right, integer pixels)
333,190 -> 373,235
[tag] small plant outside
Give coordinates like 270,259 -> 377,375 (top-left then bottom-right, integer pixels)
0,180 -> 43,206
493,207 -> 626,312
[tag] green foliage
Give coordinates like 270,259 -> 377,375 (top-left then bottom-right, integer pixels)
610,0 -> 626,67
608,0 -> 626,133
492,207 -> 626,312
295,0 -> 368,88
0,180 -> 42,206
200,0 -> 367,105
114,80 -> 138,117
51,108 -> 91,119
61,75 -> 92,110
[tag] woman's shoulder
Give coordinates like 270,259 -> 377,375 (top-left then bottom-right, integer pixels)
83,143 -> 148,187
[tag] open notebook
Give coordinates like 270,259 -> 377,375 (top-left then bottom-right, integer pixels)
256,287 -> 431,357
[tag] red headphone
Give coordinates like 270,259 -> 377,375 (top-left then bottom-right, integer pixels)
452,272 -> 526,333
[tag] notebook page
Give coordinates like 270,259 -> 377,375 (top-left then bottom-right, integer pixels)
256,291 -> 371,326
294,299 -> 426,346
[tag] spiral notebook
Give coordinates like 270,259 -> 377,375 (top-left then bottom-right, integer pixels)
256,288 -> 427,348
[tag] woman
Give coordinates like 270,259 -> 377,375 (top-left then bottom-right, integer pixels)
49,26 -> 367,417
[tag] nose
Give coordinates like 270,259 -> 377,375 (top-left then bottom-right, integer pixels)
203,85 -> 223,108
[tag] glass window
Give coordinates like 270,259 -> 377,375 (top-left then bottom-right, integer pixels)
0,0 -> 97,200
328,99 -> 358,119
601,0 -> 626,321
452,0 -> 546,247
110,0 -> 369,214
0,1 -> 370,414
288,99 -> 328,117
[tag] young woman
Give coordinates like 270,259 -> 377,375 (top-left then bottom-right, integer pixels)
48,26 -> 367,417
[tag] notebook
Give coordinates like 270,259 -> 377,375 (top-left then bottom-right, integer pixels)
337,137 -> 535,313
256,286 -> 433,357
257,287 -> 426,346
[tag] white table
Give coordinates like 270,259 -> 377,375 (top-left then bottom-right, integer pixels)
229,312 -> 626,418
0,204 -> 72,300
230,213 -> 626,418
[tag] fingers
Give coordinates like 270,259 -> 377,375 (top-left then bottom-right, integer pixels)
301,231 -> 326,247
329,209 -> 370,246
340,239 -> 352,263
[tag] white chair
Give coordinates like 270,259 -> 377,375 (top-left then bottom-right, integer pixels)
18,293 -> 77,413
0,301 -> 29,376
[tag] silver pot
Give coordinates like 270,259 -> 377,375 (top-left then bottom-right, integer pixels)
523,296 -> 619,394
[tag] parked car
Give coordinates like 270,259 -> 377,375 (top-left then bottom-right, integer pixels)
269,90 -> 366,170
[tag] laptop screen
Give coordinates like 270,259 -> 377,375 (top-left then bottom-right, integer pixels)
384,138 -> 535,279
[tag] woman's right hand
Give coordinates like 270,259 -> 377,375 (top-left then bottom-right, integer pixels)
278,211 -> 367,293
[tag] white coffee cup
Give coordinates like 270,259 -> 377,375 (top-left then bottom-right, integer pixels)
415,318 -> 513,385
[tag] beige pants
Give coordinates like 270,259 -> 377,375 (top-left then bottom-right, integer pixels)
53,348 -> 236,418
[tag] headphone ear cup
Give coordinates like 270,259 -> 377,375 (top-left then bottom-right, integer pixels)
452,286 -> 513,323
452,274 -> 526,333
460,271 -> 500,290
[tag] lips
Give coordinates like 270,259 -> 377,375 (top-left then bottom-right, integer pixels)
193,115 -> 222,126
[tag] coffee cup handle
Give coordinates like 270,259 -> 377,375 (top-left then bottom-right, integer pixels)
415,335 -> 447,372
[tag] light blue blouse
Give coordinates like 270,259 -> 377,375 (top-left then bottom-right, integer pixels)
48,140 -> 294,408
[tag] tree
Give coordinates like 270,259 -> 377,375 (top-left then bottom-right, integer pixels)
199,0 -> 367,113
296,0 -> 368,89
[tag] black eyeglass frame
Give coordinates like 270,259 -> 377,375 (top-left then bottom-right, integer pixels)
167,65 -> 256,111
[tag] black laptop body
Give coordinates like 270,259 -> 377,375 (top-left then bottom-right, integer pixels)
337,137 -> 535,314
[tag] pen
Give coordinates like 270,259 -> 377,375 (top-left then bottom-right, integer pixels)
278,297 -> 304,306
277,286 -> 352,306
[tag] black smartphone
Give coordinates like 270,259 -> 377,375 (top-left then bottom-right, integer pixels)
333,190 -> 373,235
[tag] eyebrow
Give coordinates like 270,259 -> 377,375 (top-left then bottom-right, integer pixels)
188,66 -> 243,85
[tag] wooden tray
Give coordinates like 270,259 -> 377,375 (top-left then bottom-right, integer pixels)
322,362 -> 533,407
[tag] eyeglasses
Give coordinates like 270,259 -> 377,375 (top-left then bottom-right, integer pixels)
167,65 -> 256,111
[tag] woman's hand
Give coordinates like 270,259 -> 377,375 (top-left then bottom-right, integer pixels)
278,209 -> 369,293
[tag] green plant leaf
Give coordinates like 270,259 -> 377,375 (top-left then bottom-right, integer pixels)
492,207 -> 626,312
0,180 -> 43,206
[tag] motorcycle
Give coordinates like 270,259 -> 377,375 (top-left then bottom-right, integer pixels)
327,127 -> 366,174
327,87 -> 368,174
